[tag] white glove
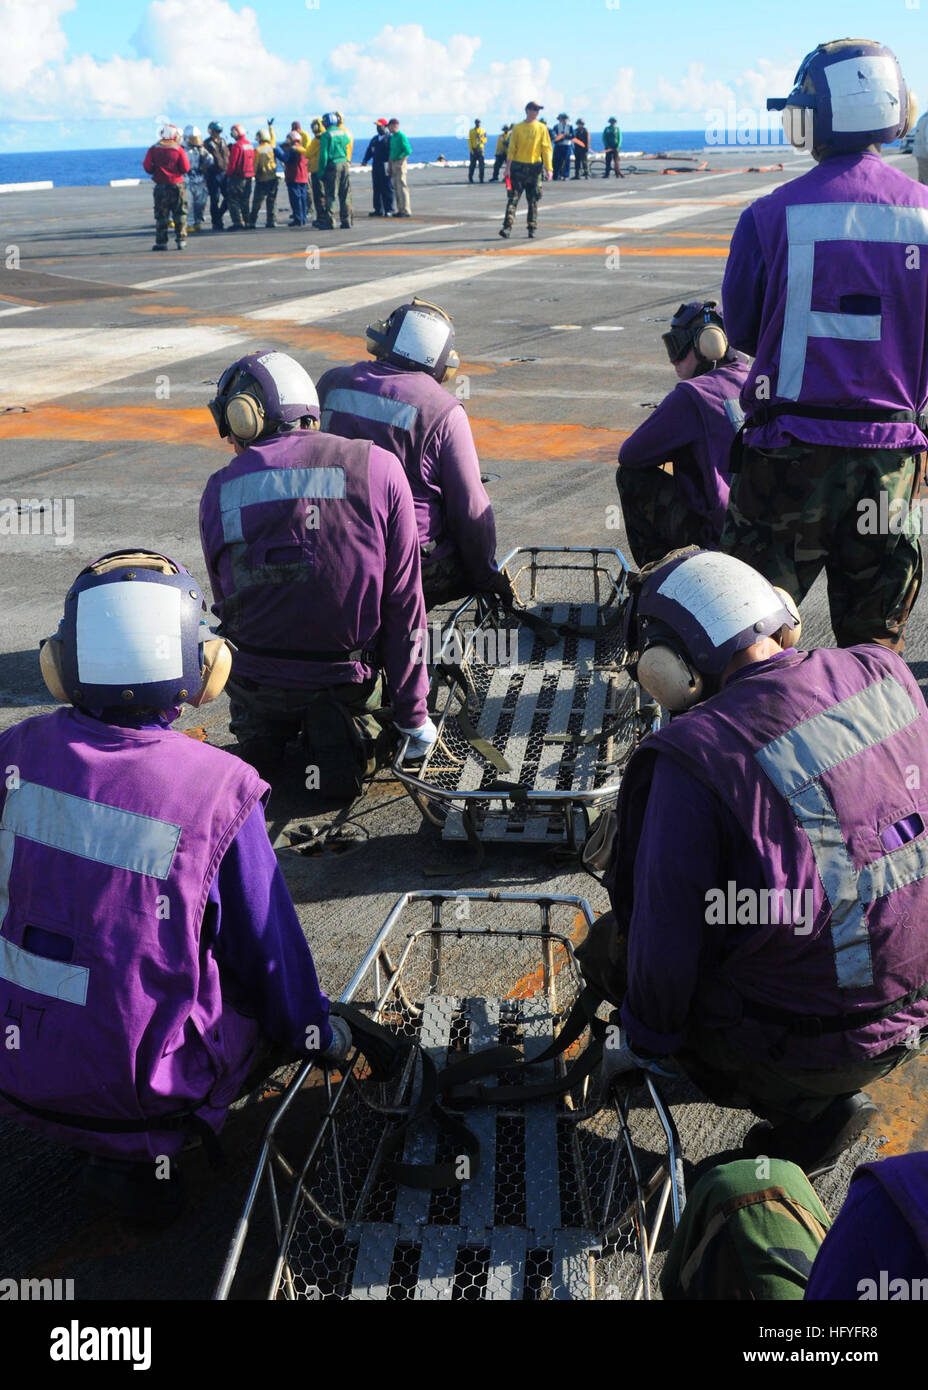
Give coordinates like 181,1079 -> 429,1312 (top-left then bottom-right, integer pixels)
601,1025 -> 677,1089
320,1015 -> 353,1065
396,716 -> 438,762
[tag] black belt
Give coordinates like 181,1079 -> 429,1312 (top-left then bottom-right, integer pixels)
746,403 -> 928,433
0,1084 -> 226,1166
232,637 -> 378,664
741,980 -> 928,1037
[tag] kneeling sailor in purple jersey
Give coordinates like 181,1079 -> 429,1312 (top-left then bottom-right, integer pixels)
199,349 -> 435,794
616,301 -> 749,567
316,299 -> 512,611
721,37 -> 927,652
598,548 -> 928,1179
0,551 -> 348,1222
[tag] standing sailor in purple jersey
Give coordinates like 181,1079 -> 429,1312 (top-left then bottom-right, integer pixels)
616,302 -> 749,567
200,350 -> 434,796
316,299 -> 511,611
721,38 -> 928,652
599,549 -> 928,1178
0,552 -> 348,1224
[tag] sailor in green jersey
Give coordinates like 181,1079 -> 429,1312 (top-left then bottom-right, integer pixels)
315,111 -> 354,229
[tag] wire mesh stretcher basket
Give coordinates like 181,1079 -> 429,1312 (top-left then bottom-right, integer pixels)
216,893 -> 685,1302
393,547 -> 659,847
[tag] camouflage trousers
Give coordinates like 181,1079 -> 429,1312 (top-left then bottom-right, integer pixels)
575,911 -> 926,1124
319,162 -> 352,227
616,464 -> 717,569
250,177 -> 278,226
721,444 -> 925,649
226,671 -> 389,798
503,161 -> 543,231
153,183 -> 187,244
660,1159 -> 831,1300
226,176 -> 253,227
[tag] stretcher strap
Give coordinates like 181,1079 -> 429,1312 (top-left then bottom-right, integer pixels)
437,985 -> 610,1106
331,989 -> 612,1189
331,1002 -> 497,1189
433,660 -> 512,773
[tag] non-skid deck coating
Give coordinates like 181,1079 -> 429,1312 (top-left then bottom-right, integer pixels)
420,603 -> 639,842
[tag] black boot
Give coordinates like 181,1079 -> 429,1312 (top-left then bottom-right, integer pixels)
741,1092 -> 877,1179
80,1154 -> 188,1226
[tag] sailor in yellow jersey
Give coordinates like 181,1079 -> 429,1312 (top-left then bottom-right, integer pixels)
491,125 -> 511,181
499,102 -> 553,239
307,117 -> 324,227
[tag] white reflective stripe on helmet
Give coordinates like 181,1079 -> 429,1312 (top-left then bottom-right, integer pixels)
392,310 -> 451,370
254,351 -> 320,411
655,551 -> 785,650
76,584 -> 184,685
825,54 -> 902,134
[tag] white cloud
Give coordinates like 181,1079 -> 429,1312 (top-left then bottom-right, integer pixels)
0,0 -> 312,120
0,0 -> 74,95
657,63 -> 735,114
311,24 -> 561,126
601,67 -> 654,117
655,58 -> 797,121
738,60 -> 796,112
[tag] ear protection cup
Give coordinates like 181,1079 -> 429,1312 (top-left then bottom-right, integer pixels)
637,644 -> 704,713
782,106 -> 813,150
771,586 -> 802,649
39,637 -> 68,703
440,348 -> 461,383
225,392 -> 265,443
694,322 -> 728,363
189,637 -> 232,707
365,319 -> 389,357
902,90 -> 918,140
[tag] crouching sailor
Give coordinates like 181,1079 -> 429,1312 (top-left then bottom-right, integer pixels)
200,349 -> 434,796
603,548 -> 928,1177
0,551 -> 349,1222
616,302 -> 748,567
317,299 -> 510,610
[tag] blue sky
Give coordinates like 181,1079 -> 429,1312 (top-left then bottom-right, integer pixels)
1,0 -> 926,150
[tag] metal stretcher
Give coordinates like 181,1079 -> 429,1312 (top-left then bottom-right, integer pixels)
393,547 -> 660,849
215,892 -> 685,1302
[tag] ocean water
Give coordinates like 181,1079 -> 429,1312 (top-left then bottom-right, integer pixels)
0,129 -> 813,189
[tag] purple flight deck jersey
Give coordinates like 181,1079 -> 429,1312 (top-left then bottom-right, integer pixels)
610,646 -> 928,1069
618,358 -> 749,539
317,360 -> 498,588
723,152 -> 928,451
200,427 -> 429,729
805,1152 -> 928,1299
0,708 -> 330,1161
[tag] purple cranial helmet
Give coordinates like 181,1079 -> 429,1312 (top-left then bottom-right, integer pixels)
39,551 -> 230,712
629,548 -> 801,712
767,39 -> 913,154
209,350 -> 320,443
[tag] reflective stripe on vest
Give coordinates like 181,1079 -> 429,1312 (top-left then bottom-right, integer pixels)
754,675 -> 921,989
781,203 -> 928,400
0,781 -> 182,1005
723,397 -> 745,431
321,388 -> 419,434
219,466 -> 346,543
